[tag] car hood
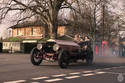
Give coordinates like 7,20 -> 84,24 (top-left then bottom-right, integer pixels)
47,39 -> 80,47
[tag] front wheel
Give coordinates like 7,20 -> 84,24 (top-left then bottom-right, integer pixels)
31,48 -> 43,66
58,50 -> 69,69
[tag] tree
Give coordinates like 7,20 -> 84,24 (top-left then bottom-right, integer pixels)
70,0 -> 117,41
69,0 -> 103,40
0,0 -> 74,38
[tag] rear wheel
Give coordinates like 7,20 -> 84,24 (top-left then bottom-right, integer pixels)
31,48 -> 43,66
58,50 -> 69,68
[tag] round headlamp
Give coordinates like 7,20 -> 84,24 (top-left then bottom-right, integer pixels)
53,44 -> 60,51
37,44 -> 42,50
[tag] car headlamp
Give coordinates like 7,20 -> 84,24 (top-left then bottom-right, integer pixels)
53,44 -> 60,51
37,44 -> 42,50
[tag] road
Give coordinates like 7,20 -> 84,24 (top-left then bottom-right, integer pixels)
0,53 -> 125,83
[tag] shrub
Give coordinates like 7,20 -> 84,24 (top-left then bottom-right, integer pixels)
3,37 -> 23,42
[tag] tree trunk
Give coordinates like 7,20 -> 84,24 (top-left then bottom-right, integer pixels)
48,22 -> 58,39
44,25 -> 49,38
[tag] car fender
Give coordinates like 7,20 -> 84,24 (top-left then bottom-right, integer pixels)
31,47 -> 42,55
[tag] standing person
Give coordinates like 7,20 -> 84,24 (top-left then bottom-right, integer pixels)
119,37 -> 125,56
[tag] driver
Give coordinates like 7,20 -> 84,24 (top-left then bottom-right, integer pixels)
79,34 -> 91,49
81,34 -> 90,42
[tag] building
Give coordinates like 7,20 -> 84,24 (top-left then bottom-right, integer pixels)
3,20 -> 69,53
10,21 -> 67,39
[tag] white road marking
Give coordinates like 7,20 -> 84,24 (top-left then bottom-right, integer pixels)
83,71 -> 93,73
69,72 -> 81,75
95,72 -> 106,74
106,72 -> 125,75
65,76 -> 80,79
94,66 -> 125,71
52,74 -> 66,77
32,76 -> 49,80
4,66 -> 125,83
44,78 -> 63,82
102,66 -> 125,70
31,82 -> 40,83
82,73 -> 95,76
4,80 -> 26,83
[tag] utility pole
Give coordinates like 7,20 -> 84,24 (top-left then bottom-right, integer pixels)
101,1 -> 105,56
102,3 -> 105,41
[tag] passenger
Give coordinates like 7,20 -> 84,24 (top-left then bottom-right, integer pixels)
79,34 -> 91,48
84,36 -> 91,47
74,34 -> 82,43
81,34 -> 86,41
85,36 -> 90,42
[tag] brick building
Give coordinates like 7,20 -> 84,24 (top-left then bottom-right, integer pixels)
10,21 -> 67,39
2,21 -> 68,53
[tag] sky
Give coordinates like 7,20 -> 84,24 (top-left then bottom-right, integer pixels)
0,0 -> 124,38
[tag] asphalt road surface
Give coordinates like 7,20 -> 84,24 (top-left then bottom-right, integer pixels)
0,53 -> 125,83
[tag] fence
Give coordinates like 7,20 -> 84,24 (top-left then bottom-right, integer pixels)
2,42 -> 37,53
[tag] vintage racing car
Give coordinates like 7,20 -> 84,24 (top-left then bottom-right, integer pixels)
30,38 -> 93,68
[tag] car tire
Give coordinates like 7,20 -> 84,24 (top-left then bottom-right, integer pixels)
58,50 -> 69,69
31,48 -> 43,66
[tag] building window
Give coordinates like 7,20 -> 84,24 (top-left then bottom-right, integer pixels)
33,28 -> 37,36
31,28 -> 33,35
26,28 -> 32,36
24,28 -> 26,36
17,28 -> 22,36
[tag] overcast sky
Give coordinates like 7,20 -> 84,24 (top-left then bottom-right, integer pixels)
0,0 -> 124,38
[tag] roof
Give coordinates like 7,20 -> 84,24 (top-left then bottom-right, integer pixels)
10,20 -> 45,29
10,19 -> 71,29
